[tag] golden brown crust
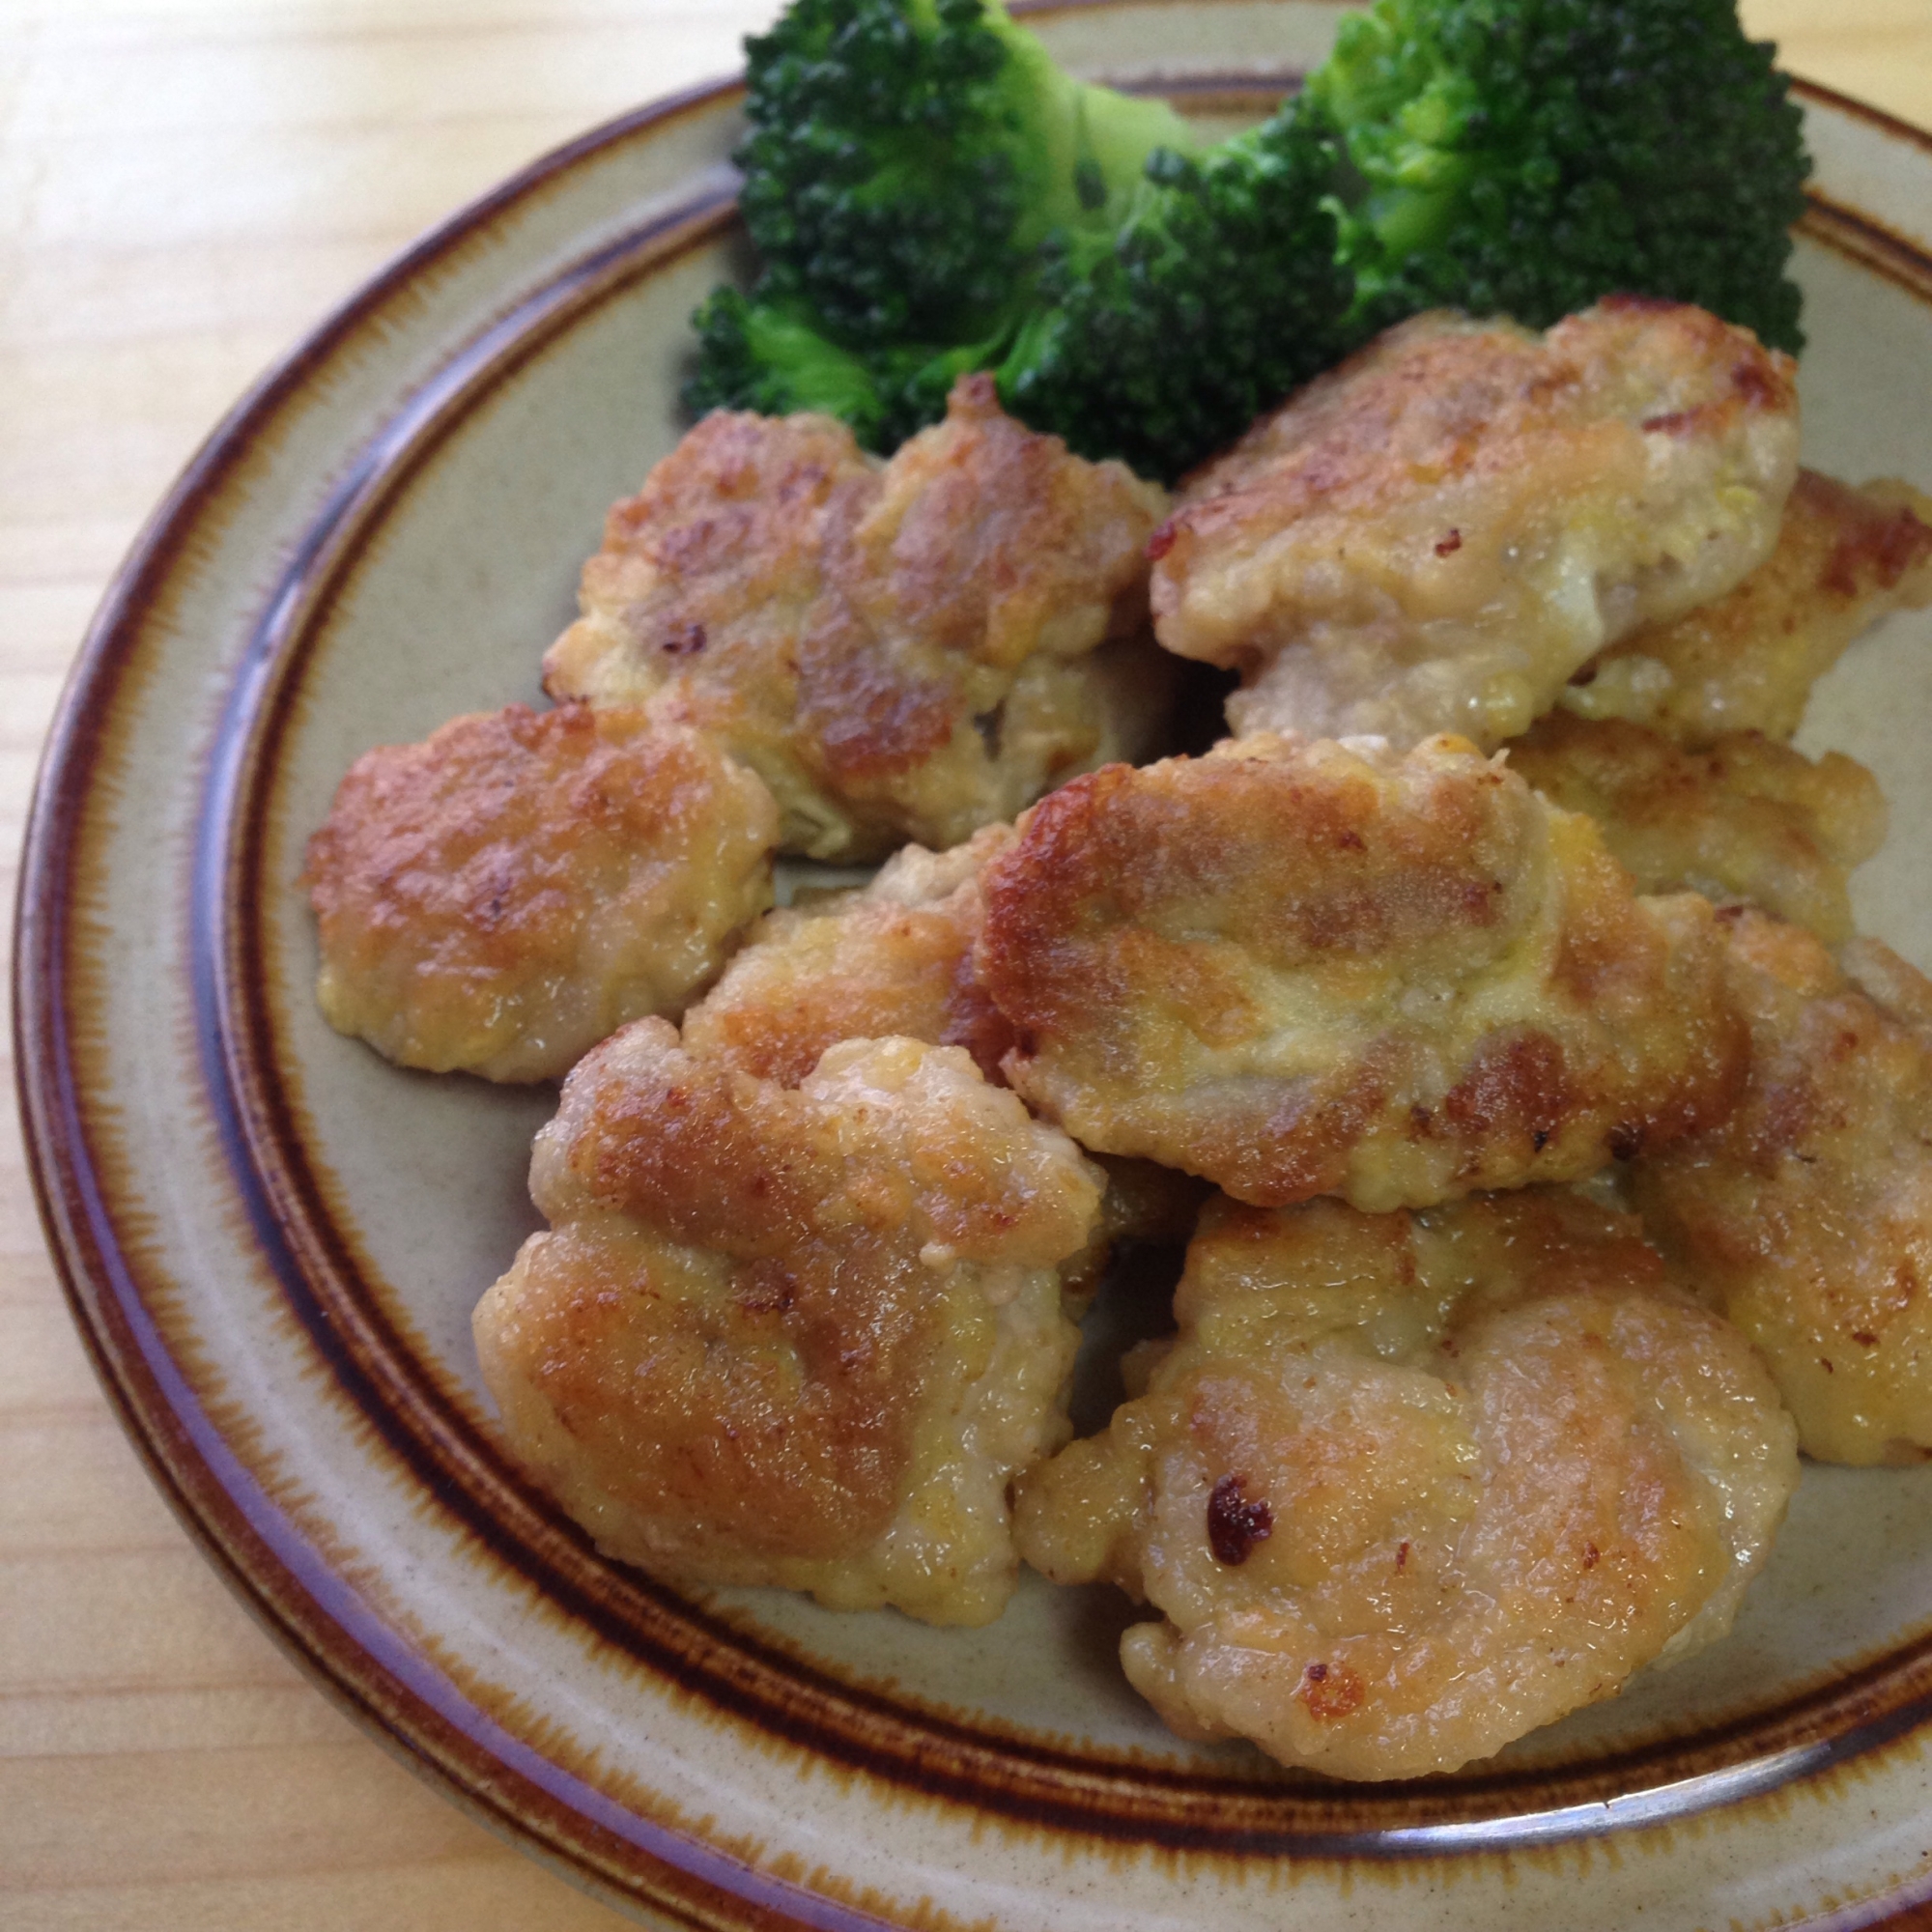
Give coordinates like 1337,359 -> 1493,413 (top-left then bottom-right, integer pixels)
681,825 -> 1016,1087
543,377 -> 1170,859
472,1023 -> 1105,1623
1507,710 -> 1887,946
1014,1188 -> 1797,1779
1564,469 -> 1932,744
977,733 -> 1747,1209
302,704 -> 778,1082
1631,909 -> 1932,1464
678,825 -> 1206,1310
1151,300 -> 1799,750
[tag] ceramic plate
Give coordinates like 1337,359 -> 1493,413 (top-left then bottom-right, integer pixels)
19,3 -> 1932,1924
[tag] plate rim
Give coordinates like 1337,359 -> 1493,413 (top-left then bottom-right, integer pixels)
210,75 -> 1932,1850
16,34 -> 1932,1931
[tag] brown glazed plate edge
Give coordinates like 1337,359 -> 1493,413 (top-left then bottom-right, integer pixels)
206,81 -> 1932,1839
14,34 -> 1932,1932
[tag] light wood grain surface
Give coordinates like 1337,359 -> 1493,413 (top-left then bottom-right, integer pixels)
5,5 -> 1931,1927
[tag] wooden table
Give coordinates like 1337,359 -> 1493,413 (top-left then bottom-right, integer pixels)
5,4 -> 1930,1926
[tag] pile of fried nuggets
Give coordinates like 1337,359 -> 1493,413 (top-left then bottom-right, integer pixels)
305,296 -> 1932,1780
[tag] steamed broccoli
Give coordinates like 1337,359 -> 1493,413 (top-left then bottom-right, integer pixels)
1306,0 -> 1810,354
684,287 -> 986,453
687,288 -> 896,440
727,0 -> 1195,355
688,0 -> 1812,481
994,107 -> 1350,479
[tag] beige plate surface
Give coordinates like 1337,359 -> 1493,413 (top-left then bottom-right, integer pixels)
17,3 -> 1932,1925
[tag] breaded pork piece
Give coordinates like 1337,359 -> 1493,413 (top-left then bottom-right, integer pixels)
473,1021 -> 1104,1625
682,825 -> 1017,1086
1151,299 -> 1799,751
1014,1189 -> 1797,1780
1563,469 -> 1932,744
1508,710 -> 1887,947
681,823 -> 1205,1298
977,734 -> 1746,1211
304,704 -> 777,1082
1631,909 -> 1932,1465
543,375 -> 1172,861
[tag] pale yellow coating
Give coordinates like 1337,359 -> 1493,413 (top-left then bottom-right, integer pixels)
1632,910 -> 1932,1465
1507,709 -> 1887,946
1151,299 -> 1799,750
681,825 -> 1018,1087
1563,469 -> 1932,744
1014,1189 -> 1798,1780
472,1022 -> 1104,1625
543,375 -> 1172,860
678,823 -> 1203,1304
977,733 -> 1747,1210
303,704 -> 779,1082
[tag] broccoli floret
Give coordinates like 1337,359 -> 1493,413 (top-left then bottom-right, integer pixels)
1306,0 -> 1810,353
995,105 -> 1350,481
730,0 -> 1196,354
686,287 -> 895,439
690,0 -> 1812,483
685,286 -> 980,450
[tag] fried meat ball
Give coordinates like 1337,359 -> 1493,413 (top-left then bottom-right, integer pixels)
1508,710 -> 1887,946
472,1020 -> 1104,1625
680,823 -> 1204,1299
977,733 -> 1747,1211
543,375 -> 1172,861
1150,300 -> 1799,751
1013,1189 -> 1798,1780
682,825 -> 1017,1086
1562,469 -> 1932,744
1630,909 -> 1932,1465
303,704 -> 778,1082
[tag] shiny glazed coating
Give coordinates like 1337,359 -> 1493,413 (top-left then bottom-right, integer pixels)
978,733 -> 1747,1210
472,1021 -> 1104,1625
543,375 -> 1172,860
682,825 -> 1016,1086
303,704 -> 778,1082
1151,300 -> 1799,751
1632,909 -> 1932,1465
1508,710 -> 1886,946
1562,469 -> 1932,744
1013,1189 -> 1798,1779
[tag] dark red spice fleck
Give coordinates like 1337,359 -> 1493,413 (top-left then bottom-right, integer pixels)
1435,529 -> 1463,557
1208,1474 -> 1273,1566
1732,358 -> 1782,409
1823,501 -> 1932,596
1299,1659 -> 1366,1719
662,619 -> 708,656
1642,408 -> 1705,437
